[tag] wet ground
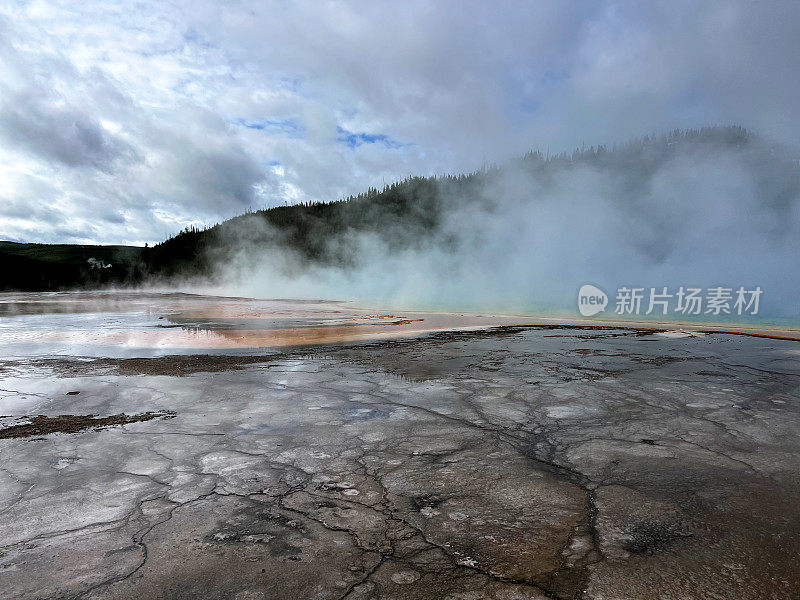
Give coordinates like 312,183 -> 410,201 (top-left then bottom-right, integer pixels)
0,293 -> 798,599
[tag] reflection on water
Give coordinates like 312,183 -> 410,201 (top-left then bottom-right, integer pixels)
0,291 -> 542,358
1,291 -> 797,359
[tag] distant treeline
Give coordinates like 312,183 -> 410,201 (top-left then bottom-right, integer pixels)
0,241 -> 145,292
3,125 -> 794,291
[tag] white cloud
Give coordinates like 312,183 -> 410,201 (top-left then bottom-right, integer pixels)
1,0 -> 799,244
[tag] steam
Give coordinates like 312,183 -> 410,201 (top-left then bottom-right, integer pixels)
206,134 -> 800,322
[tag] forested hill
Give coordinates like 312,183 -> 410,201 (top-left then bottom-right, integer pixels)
3,126 -> 797,291
0,241 -> 144,292
142,125 -> 790,279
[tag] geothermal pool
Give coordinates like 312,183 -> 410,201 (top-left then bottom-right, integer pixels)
0,292 -> 552,359
0,291 -> 798,599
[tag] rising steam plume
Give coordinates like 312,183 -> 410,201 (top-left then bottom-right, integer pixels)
149,127 -> 800,322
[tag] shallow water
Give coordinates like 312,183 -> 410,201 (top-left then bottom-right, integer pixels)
2,291 -> 798,361
0,291 -> 542,358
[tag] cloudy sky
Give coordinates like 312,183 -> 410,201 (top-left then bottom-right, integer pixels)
1,0 -> 799,245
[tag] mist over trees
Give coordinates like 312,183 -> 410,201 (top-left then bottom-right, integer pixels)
143,125 -> 794,271
4,125 -> 799,318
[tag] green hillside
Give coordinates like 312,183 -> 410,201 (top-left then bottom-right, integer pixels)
144,125 -> 771,279
3,126 -> 794,292
0,241 -> 145,291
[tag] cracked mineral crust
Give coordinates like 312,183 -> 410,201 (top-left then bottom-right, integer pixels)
1,314 -> 799,600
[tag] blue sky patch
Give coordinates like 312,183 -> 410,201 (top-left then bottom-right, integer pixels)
231,118 -> 303,138
336,127 -> 405,149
